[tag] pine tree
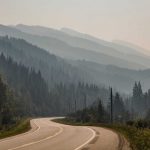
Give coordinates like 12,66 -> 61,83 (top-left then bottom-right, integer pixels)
0,75 -> 15,125
97,98 -> 105,122
132,81 -> 145,116
113,92 -> 125,122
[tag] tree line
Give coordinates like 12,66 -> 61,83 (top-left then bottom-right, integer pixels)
0,53 -> 110,127
1,52 -> 150,127
68,82 -> 150,124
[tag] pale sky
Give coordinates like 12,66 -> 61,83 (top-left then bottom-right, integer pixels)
0,0 -> 150,50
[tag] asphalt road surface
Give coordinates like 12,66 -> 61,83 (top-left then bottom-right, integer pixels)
0,118 -> 130,150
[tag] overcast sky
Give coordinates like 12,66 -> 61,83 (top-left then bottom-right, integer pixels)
0,0 -> 150,50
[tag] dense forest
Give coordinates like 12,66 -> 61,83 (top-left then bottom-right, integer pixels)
0,46 -> 150,128
0,53 -> 110,126
0,35 -> 150,129
69,82 -> 150,124
0,53 -> 54,117
50,82 -> 109,114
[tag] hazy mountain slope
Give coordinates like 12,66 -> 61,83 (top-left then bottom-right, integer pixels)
0,25 -> 144,69
0,36 -> 87,87
113,40 -> 150,56
61,28 -> 145,56
61,27 -> 112,46
14,24 -> 150,69
61,28 -> 150,68
69,60 -> 150,93
15,24 -> 122,57
0,36 -> 150,93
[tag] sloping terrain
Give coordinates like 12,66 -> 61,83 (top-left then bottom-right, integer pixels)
0,36 -> 87,87
70,60 -> 150,93
0,24 -> 145,69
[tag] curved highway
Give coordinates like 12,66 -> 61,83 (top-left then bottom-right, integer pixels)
0,118 -> 130,150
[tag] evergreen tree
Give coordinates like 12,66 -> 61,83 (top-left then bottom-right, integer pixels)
131,81 -> 149,118
133,82 -> 138,99
137,82 -> 143,97
113,92 -> 125,122
0,75 -> 16,125
97,98 -> 105,122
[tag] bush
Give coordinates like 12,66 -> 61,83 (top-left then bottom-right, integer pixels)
127,120 -> 150,129
0,118 -> 31,139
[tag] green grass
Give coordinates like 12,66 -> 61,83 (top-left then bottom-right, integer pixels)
0,119 -> 31,139
53,118 -> 150,150
101,124 -> 150,150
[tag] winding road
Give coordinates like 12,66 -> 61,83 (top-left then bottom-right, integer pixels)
0,118 -> 130,150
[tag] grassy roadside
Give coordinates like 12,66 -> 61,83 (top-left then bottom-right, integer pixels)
0,119 -> 31,139
53,118 -> 150,150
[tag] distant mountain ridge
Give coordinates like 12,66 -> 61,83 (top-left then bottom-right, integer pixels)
61,27 -> 150,56
0,24 -> 148,70
61,27 -> 150,67
1,24 -> 150,93
113,40 -> 150,56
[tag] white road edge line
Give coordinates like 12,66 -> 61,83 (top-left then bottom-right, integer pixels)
0,119 -> 40,144
74,127 -> 96,150
7,125 -> 63,150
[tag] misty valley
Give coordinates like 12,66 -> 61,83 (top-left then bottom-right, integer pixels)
0,24 -> 150,150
